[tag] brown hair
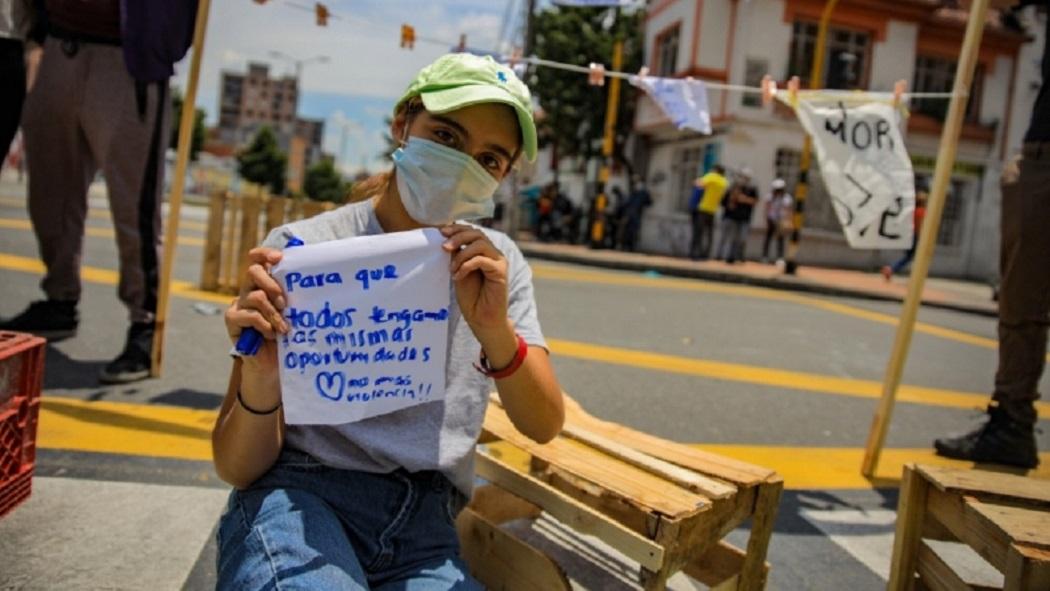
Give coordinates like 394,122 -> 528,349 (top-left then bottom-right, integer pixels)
347,97 -> 426,203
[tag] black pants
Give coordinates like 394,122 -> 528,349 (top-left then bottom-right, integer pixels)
0,39 -> 26,171
993,142 -> 1050,425
690,211 -> 714,260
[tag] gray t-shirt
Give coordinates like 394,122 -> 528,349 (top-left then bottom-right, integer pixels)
260,199 -> 546,496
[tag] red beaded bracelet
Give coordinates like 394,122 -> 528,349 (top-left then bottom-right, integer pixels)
474,334 -> 528,379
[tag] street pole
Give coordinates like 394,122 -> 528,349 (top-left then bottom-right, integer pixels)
589,36 -> 624,248
151,0 -> 212,376
784,0 -> 839,275
862,0 -> 991,478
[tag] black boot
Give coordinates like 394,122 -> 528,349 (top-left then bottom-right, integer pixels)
99,322 -> 154,384
0,300 -> 79,339
934,403 -> 1039,469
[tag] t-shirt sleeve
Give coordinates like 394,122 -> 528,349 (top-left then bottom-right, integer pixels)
260,225 -> 291,250
500,236 -> 547,351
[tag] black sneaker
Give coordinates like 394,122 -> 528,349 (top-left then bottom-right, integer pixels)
98,322 -> 154,384
0,300 -> 79,339
934,404 -> 1039,469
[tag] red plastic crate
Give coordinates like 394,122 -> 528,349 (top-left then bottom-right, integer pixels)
0,331 -> 46,519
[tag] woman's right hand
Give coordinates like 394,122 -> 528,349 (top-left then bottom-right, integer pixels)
224,247 -> 289,377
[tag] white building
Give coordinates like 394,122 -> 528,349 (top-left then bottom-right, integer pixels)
633,0 -> 1045,280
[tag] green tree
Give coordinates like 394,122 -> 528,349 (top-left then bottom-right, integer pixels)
304,157 -> 347,203
237,126 -> 287,194
170,89 -> 207,161
528,7 -> 644,178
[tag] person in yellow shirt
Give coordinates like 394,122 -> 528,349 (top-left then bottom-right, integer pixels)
689,164 -> 727,260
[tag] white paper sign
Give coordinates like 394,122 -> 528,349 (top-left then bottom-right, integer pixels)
271,229 -> 451,425
631,75 -> 712,134
793,99 -> 915,249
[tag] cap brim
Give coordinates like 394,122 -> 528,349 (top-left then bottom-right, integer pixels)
421,85 -> 537,162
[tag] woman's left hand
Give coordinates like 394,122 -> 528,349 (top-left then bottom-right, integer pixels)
441,224 -> 508,334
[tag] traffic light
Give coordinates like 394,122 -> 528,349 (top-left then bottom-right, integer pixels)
315,2 -> 329,26
400,24 -> 415,49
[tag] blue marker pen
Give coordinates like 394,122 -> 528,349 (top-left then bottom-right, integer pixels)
235,235 -> 305,356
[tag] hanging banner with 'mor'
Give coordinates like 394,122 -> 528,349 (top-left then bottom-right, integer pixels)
791,98 -> 915,249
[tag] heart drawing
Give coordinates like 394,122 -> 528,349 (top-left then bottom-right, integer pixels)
315,371 -> 346,401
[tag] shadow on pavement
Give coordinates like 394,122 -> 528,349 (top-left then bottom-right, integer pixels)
43,344 -> 107,390
151,388 -> 224,410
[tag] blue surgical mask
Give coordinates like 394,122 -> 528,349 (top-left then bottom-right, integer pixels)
392,137 -> 499,225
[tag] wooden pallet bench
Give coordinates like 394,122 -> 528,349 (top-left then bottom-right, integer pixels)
457,396 -> 783,590
888,463 -> 1050,591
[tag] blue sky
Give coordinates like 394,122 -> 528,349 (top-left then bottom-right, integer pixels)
174,0 -> 533,173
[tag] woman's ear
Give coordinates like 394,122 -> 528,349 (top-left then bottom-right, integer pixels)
390,112 -> 408,146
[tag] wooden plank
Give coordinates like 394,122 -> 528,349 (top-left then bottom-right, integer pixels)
927,489 -> 1008,571
475,450 -> 666,571
455,507 -> 570,591
220,194 -> 240,292
483,403 -> 708,517
682,540 -> 763,589
560,396 -> 772,486
199,191 -> 226,291
916,539 -> 994,591
917,464 -> 1050,508
468,484 -> 542,525
1004,545 -> 1050,591
889,464 -> 934,591
236,191 -> 262,286
265,195 -> 287,234
740,476 -> 782,590
562,424 -> 737,500
967,501 -> 1050,551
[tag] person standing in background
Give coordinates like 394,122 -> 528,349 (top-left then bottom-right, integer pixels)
0,0 -> 34,171
715,168 -> 758,264
881,183 -> 928,280
760,178 -> 794,264
689,164 -> 727,261
0,0 -> 197,384
619,175 -> 652,252
934,0 -> 1047,469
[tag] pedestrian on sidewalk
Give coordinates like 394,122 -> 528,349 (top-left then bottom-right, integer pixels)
715,168 -> 758,264
881,184 -> 928,281
620,174 -> 652,252
689,164 -> 726,261
0,0 -> 34,173
934,0 -> 1047,469
0,0 -> 197,384
760,178 -> 794,264
213,53 -> 564,589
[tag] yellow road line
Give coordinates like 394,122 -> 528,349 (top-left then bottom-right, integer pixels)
0,217 -> 205,247
38,397 -> 1050,489
532,263 -> 1049,363
0,196 -> 209,231
39,397 -> 214,462
1,251 -> 1041,417
547,338 -> 1050,419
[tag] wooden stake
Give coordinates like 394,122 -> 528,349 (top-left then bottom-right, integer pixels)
861,0 -> 991,477
150,0 -> 213,376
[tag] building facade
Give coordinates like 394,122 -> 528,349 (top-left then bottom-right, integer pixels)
634,0 -> 1045,280
217,62 -> 326,168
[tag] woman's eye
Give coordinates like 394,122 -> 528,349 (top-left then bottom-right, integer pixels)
434,129 -> 455,145
479,155 -> 502,172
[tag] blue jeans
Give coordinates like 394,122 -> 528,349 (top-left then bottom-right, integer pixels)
216,449 -> 480,590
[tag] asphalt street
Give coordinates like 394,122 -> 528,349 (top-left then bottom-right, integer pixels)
0,174 -> 1047,590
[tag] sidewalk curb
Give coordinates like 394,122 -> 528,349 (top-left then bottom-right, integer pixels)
518,244 -> 999,319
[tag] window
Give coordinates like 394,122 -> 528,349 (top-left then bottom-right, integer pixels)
912,56 -> 983,123
654,24 -> 680,77
788,21 -> 871,89
742,58 -> 769,108
916,175 -> 968,247
774,148 -> 801,192
674,143 -> 721,212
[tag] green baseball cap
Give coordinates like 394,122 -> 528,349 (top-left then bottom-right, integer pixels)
395,53 -> 537,162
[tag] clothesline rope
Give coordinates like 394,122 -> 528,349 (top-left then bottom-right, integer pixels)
268,0 -> 966,102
